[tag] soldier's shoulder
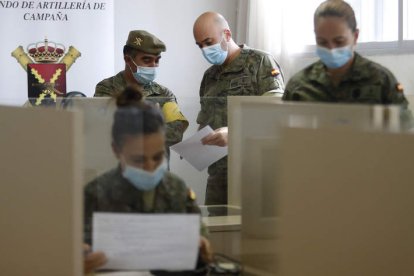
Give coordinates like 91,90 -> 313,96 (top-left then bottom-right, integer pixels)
246,47 -> 272,58
290,63 -> 315,83
204,64 -> 220,77
162,172 -> 187,191
95,71 -> 126,96
356,54 -> 395,79
85,168 -> 119,192
148,81 -> 174,95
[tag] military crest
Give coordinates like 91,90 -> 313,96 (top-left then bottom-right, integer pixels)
12,38 -> 81,106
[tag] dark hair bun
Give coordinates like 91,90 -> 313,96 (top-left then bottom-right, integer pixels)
115,84 -> 144,108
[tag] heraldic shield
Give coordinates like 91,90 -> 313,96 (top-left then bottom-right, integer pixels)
27,63 -> 67,106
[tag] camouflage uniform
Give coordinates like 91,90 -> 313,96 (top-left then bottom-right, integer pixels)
84,165 -> 204,245
282,53 -> 411,127
197,45 -> 285,205
94,71 -> 189,155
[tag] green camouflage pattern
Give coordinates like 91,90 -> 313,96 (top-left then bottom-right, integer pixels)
94,71 -> 188,149
84,166 -> 205,244
282,53 -> 412,127
197,45 -> 285,178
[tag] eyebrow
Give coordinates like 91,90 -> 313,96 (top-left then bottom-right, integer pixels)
196,37 -> 213,46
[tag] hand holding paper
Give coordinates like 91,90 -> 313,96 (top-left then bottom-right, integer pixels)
170,126 -> 228,171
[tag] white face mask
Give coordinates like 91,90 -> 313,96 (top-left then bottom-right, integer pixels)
316,45 -> 353,69
122,160 -> 167,191
129,58 -> 157,84
201,35 -> 228,65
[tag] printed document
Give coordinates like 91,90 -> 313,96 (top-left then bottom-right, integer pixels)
170,125 -> 228,171
93,213 -> 200,271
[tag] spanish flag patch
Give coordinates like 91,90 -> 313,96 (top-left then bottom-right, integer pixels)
271,68 -> 280,77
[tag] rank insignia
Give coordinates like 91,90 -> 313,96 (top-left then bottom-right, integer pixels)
134,37 -> 143,46
188,188 -> 197,201
271,68 -> 280,77
396,83 -> 404,93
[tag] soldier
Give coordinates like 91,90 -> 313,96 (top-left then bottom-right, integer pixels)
282,0 -> 411,127
193,12 -> 285,205
94,30 -> 189,161
84,85 -> 212,273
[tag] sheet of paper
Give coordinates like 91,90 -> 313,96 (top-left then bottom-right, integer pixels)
170,125 -> 228,171
93,213 -> 200,271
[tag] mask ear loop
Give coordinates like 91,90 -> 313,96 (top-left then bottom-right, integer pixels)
127,56 -> 138,74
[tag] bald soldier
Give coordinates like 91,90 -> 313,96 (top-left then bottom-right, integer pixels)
193,12 -> 285,204
95,30 -> 189,161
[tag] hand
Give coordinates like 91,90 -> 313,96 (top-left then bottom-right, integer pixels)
201,127 -> 228,147
199,236 -> 213,264
83,244 -> 107,274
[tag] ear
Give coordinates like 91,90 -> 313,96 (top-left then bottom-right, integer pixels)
223,29 -> 232,42
353,28 -> 360,45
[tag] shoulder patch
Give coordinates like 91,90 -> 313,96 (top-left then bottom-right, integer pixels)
271,68 -> 280,77
396,83 -> 404,93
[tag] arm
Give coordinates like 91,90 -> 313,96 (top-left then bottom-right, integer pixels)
83,182 -> 98,245
383,71 -> 413,129
162,101 -> 189,147
256,54 -> 285,96
94,81 -> 115,97
185,188 -> 213,264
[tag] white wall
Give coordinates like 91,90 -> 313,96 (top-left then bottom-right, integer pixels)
113,0 -> 239,204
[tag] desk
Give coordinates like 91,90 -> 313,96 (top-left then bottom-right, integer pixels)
200,205 -> 241,261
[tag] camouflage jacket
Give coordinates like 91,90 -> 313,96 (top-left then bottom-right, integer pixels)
197,45 -> 285,175
94,71 -> 189,148
283,53 -> 412,129
84,166 -> 204,244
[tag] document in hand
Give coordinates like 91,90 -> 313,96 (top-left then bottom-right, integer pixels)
170,125 -> 228,171
93,213 -> 200,271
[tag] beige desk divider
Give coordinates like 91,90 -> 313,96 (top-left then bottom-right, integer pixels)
278,127 -> 414,276
0,105 -> 83,276
228,97 -> 400,275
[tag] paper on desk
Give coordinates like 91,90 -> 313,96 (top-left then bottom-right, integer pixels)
93,213 -> 200,271
170,125 -> 228,171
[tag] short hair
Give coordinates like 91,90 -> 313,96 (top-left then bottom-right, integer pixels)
123,45 -> 139,58
314,0 -> 357,32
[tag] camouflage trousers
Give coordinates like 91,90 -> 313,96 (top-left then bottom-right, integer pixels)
205,172 -> 228,205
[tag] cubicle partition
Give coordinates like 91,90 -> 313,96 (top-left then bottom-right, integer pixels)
227,96 -> 401,274
278,127 -> 414,276
0,105 -> 83,276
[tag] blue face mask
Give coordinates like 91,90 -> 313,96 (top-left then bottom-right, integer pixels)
130,59 -> 157,85
201,37 -> 228,65
316,45 -> 353,69
122,160 -> 167,191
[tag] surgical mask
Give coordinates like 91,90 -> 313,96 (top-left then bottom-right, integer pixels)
129,60 -> 157,84
122,160 -> 167,191
316,45 -> 353,69
201,37 -> 228,65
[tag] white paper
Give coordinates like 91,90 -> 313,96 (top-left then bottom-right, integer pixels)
170,126 -> 228,171
93,213 -> 200,271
